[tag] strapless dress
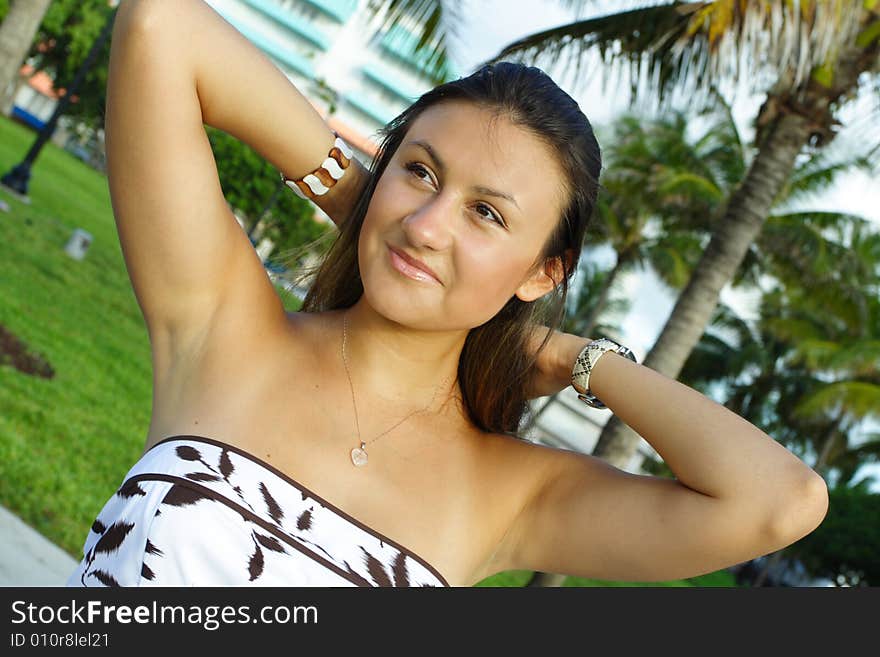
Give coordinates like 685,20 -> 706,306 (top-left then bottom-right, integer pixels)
66,435 -> 451,587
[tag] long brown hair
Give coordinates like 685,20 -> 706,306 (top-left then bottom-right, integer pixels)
293,62 -> 601,437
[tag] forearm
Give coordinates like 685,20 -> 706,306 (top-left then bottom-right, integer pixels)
117,0 -> 369,227
554,333 -> 825,504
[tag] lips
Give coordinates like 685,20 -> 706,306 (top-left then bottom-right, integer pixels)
387,244 -> 442,284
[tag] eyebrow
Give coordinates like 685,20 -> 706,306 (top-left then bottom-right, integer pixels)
407,139 -> 521,211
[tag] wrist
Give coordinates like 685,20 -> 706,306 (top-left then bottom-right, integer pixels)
569,337 -> 639,409
556,334 -> 594,393
312,157 -> 371,228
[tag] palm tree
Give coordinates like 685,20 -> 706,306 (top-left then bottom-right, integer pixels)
528,92 -> 866,452
0,0 -> 54,116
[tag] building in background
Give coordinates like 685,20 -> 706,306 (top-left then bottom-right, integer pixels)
205,0 -> 459,173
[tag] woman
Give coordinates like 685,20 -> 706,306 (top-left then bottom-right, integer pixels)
67,0 -> 828,587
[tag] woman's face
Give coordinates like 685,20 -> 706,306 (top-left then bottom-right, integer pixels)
358,100 -> 568,331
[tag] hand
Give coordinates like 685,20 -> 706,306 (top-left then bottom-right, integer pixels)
312,157 -> 372,229
524,326 -> 592,400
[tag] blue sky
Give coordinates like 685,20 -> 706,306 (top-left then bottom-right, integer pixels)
448,0 -> 880,489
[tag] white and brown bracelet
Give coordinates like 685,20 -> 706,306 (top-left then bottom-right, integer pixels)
280,131 -> 354,201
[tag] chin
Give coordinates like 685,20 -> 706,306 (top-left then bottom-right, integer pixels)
361,276 -> 431,325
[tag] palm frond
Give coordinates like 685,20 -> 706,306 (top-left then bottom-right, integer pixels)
479,1 -> 867,108
803,339 -> 880,376
479,3 -> 694,106
782,154 -> 875,206
363,0 -> 461,84
763,315 -> 825,343
643,232 -> 705,289
792,381 -> 880,422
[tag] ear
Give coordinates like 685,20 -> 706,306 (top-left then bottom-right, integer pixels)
514,249 -> 574,303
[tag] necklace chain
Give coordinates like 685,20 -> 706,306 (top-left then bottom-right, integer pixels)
341,311 -> 448,465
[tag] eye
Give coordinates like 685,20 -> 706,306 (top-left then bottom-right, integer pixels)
474,202 -> 505,227
405,161 -> 434,185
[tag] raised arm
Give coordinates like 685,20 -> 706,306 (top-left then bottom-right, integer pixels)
107,0 -> 368,363
504,332 -> 829,582
186,2 -> 371,227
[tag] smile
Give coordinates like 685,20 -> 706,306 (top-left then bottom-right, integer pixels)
387,245 -> 441,285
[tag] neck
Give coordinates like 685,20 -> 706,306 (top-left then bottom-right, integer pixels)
339,297 -> 466,417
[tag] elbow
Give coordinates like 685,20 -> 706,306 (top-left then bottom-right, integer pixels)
766,472 -> 829,548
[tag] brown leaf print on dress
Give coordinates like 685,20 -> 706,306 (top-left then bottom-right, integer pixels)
79,520 -> 135,586
254,532 -> 286,554
358,549 -> 412,587
390,552 -> 411,587
363,549 -> 394,587
90,570 -> 121,587
93,521 -> 135,555
175,445 -> 202,461
141,562 -> 155,581
219,449 -> 234,478
145,539 -> 163,556
259,481 -> 284,524
185,472 -> 223,483
248,542 -> 264,581
117,481 -> 147,499
162,484 -> 209,507
296,508 -> 312,531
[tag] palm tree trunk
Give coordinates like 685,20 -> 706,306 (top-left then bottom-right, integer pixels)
0,0 -> 54,116
591,106 -> 816,470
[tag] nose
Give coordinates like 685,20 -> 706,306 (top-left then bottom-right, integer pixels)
401,192 -> 455,252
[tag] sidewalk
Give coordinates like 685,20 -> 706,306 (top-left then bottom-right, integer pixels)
0,505 -> 78,586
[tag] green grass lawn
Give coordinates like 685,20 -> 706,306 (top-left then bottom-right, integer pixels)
0,115 -> 736,587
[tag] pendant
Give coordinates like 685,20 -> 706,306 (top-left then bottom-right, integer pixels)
351,443 -> 368,467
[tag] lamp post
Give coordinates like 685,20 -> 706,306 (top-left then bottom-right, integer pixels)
1,1 -> 119,199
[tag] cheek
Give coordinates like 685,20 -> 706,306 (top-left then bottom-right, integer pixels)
360,175 -> 409,238
457,249 -> 529,299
